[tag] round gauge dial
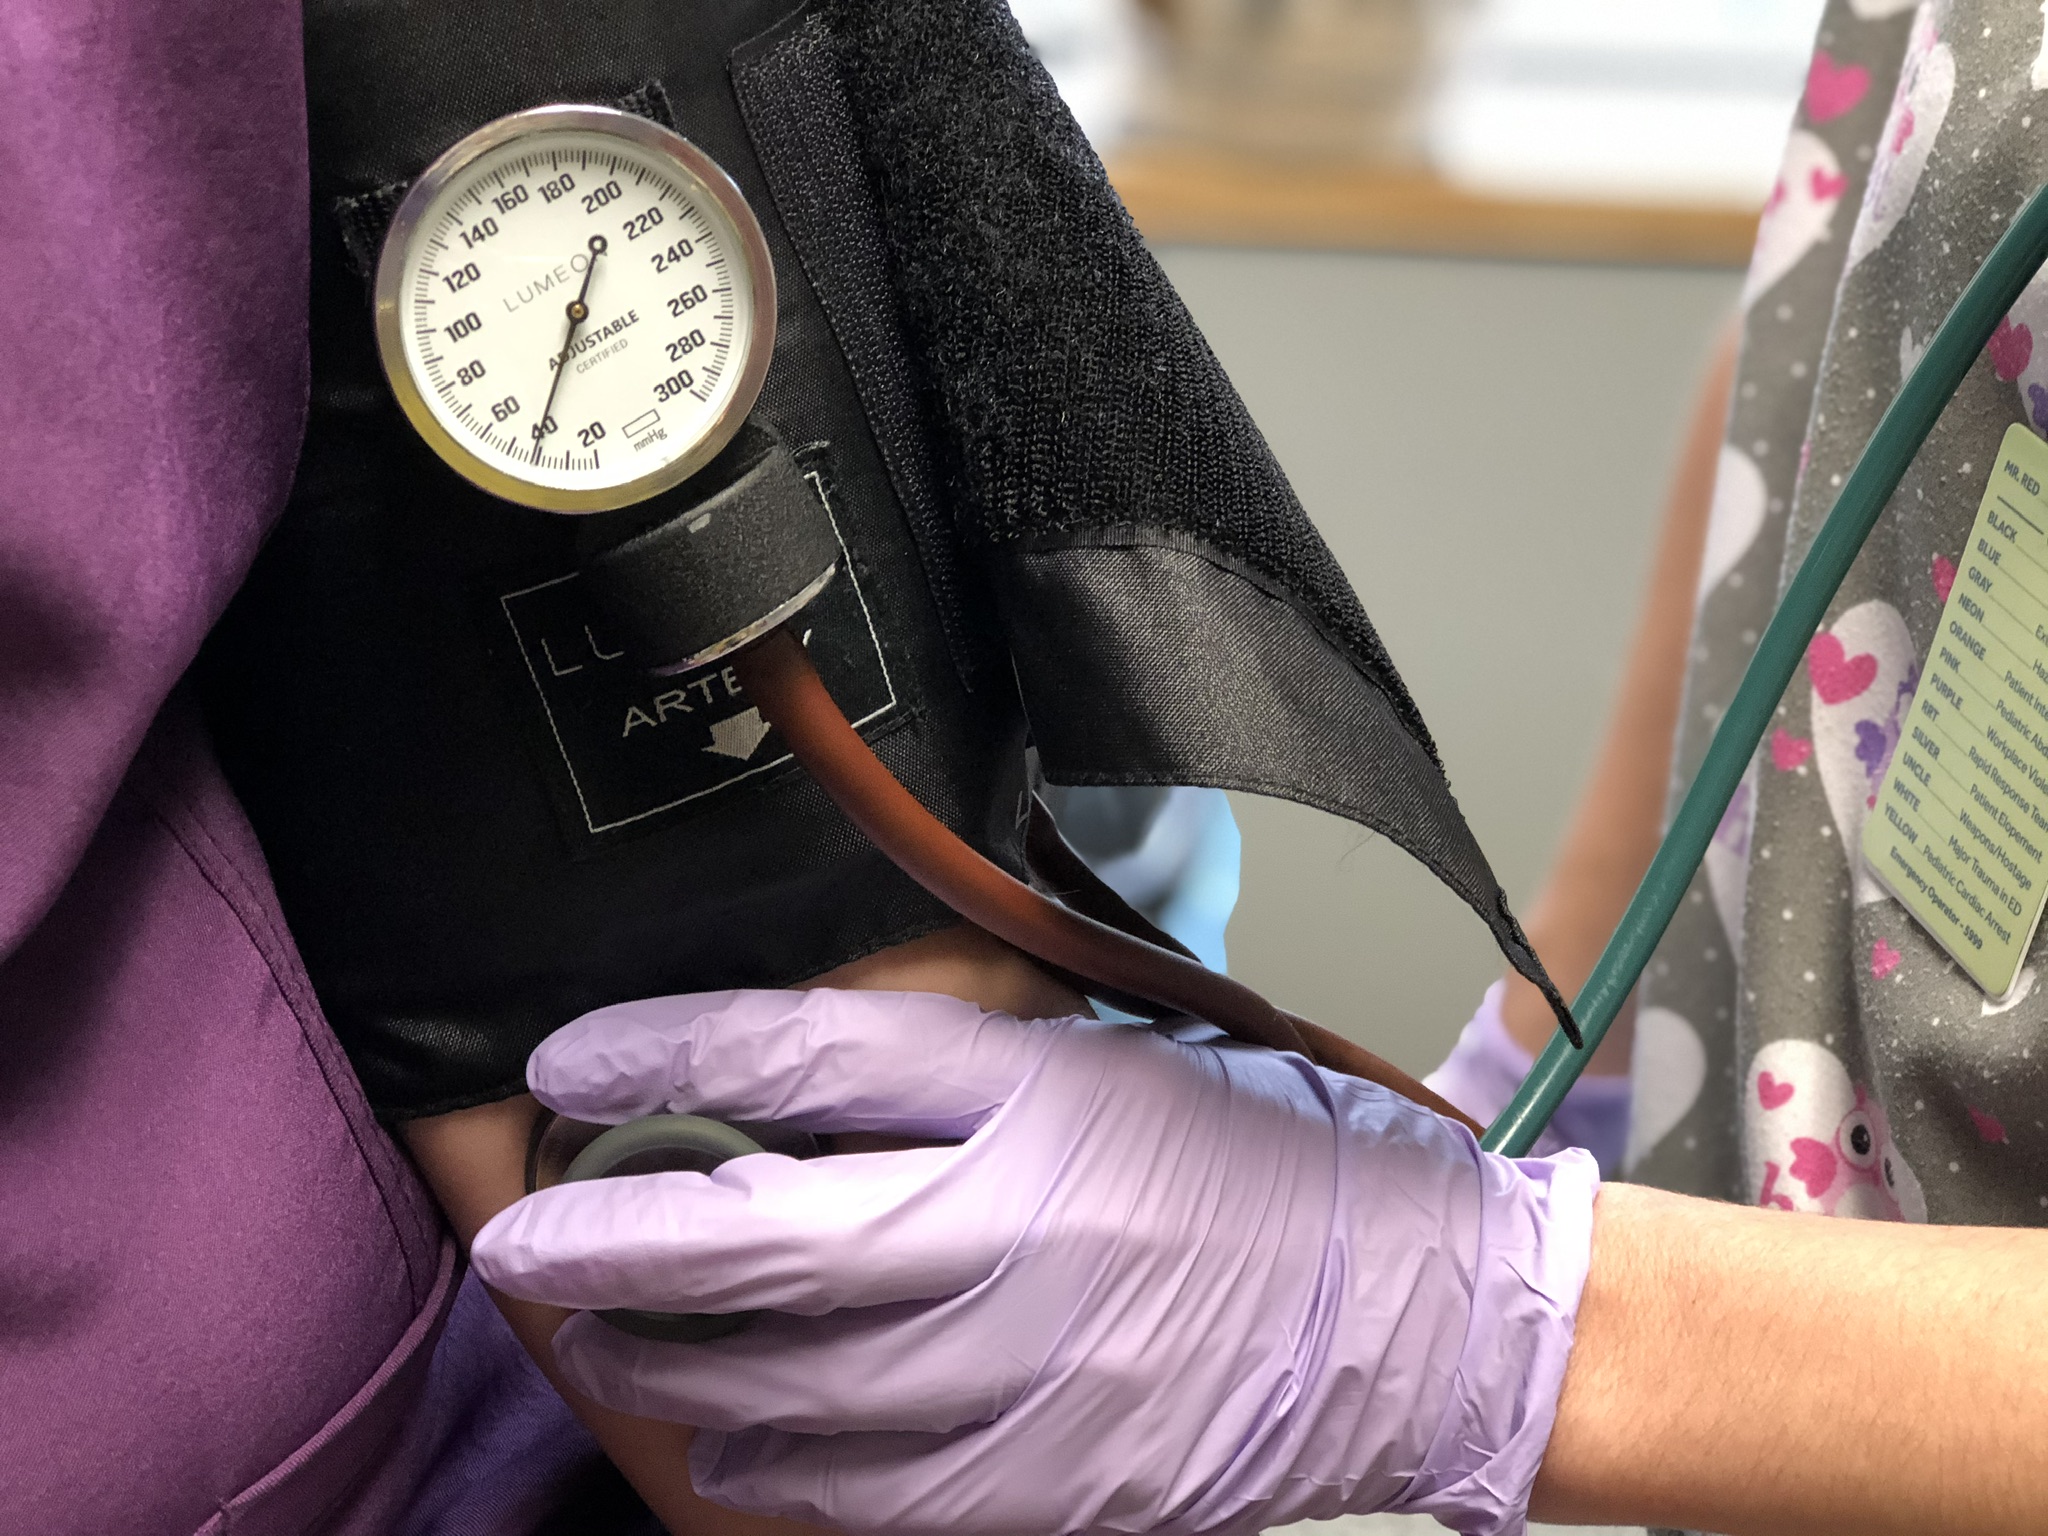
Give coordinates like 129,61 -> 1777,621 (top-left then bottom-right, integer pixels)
374,104 -> 776,513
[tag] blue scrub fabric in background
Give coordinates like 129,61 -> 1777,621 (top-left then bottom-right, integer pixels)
1147,789 -> 1242,974
1039,785 -> 1242,973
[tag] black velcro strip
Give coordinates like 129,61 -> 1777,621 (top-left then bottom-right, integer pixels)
729,11 -> 985,691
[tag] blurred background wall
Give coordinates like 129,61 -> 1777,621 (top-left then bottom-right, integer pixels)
1012,0 -> 1810,1074
1179,249 -> 1735,1076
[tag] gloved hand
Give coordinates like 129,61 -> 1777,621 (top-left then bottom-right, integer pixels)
1426,980 -> 1631,1176
472,990 -> 1600,1536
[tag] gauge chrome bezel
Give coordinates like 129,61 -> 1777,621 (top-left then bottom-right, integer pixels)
373,103 -> 778,514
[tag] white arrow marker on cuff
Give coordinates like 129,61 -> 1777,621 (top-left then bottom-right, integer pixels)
706,707 -> 773,761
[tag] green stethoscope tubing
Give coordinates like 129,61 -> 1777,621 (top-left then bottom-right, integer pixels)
1483,183 -> 2048,1157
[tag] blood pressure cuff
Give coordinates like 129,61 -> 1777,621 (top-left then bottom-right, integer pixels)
203,0 -> 1562,1121
790,0 -> 1561,1028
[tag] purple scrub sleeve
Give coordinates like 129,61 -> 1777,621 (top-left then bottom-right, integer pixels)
0,0 -> 307,956
0,4 -> 506,1530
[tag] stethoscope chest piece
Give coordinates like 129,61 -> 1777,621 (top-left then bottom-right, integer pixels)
527,1110 -> 818,1341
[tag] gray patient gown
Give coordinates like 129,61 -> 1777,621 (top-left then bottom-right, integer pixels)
1636,13 -> 2048,1525
1635,0 -> 2048,1234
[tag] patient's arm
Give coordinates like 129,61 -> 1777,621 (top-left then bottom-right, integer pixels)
401,923 -> 1090,1536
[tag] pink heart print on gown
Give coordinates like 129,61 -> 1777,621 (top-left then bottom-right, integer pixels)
1989,314 -> 2034,383
1743,130 -> 1847,309
1770,729 -> 1813,771
1970,1106 -> 2009,1143
1804,49 -> 1870,123
1809,632 -> 1879,704
1846,7 -> 1953,271
1989,267 -> 2048,436
1809,600 -> 1917,906
1745,1038 -> 1927,1221
1931,552 -> 1957,602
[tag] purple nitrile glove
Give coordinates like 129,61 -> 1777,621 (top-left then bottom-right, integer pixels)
1426,981 -> 1632,1176
472,990 -> 1599,1536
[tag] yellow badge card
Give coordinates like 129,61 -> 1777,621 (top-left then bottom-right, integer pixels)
1864,424 -> 2048,998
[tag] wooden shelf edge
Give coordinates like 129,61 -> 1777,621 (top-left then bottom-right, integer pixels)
1107,148 -> 1760,268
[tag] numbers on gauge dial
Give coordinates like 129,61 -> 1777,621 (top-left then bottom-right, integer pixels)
399,133 -> 748,494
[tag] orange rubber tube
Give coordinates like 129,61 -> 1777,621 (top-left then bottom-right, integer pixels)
731,628 -> 1480,1135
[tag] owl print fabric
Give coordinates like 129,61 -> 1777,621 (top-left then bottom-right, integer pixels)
1633,0 -> 2048,1239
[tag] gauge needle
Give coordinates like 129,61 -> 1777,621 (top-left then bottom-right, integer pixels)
533,233 -> 607,464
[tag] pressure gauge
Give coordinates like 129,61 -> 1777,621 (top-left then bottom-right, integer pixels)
374,105 -> 776,513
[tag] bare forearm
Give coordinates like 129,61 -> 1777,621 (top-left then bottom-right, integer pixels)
1535,1184 -> 2048,1534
